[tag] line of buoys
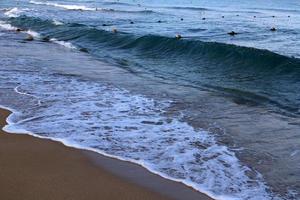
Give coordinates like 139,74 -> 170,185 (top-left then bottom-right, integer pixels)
175,34 -> 182,39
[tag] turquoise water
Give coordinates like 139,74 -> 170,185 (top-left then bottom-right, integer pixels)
0,0 -> 300,199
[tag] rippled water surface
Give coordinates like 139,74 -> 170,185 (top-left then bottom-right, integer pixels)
0,0 -> 300,199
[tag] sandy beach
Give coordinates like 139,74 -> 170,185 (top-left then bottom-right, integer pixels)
0,108 -> 170,200
0,108 -> 213,200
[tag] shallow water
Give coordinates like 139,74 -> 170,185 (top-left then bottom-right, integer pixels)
0,0 -> 300,199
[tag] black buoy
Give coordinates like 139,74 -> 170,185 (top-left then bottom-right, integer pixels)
79,48 -> 89,53
130,21 -> 134,24
181,18 -> 184,21
202,17 -> 206,20
16,28 -> 23,32
175,34 -> 182,39
222,16 -> 224,18
112,28 -> 117,33
25,34 -> 34,41
272,15 -> 275,18
254,16 -> 256,18
42,36 -> 50,42
270,27 -> 277,31
102,23 -> 108,26
236,14 -> 239,16
228,31 -> 237,36
157,20 -> 162,23
288,15 -> 290,18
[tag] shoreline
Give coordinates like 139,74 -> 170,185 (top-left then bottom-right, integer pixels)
0,107 -> 213,200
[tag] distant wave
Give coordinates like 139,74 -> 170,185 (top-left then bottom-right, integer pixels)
29,0 -> 96,11
29,0 -> 155,14
160,6 -> 209,11
0,70 -> 280,200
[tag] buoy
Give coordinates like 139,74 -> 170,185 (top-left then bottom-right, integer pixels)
175,34 -> 182,39
181,18 -> 184,21
228,31 -> 237,36
157,20 -> 162,23
202,17 -> 206,20
25,34 -> 34,41
270,27 -> 276,31
102,23 -> 108,26
254,16 -> 256,18
272,15 -> 275,18
222,16 -> 224,18
112,28 -> 117,33
79,48 -> 88,53
130,21 -> 134,24
42,36 -> 50,42
236,14 -> 239,16
288,15 -> 290,18
16,28 -> 23,32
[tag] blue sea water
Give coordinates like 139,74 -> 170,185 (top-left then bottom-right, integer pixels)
0,0 -> 300,199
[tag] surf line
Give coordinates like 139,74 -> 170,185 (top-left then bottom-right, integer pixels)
14,85 -> 42,106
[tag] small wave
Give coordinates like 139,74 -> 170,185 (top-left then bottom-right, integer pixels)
4,7 -> 30,18
52,19 -> 63,26
102,1 -> 134,6
49,38 -> 77,49
29,0 -> 154,14
161,6 -> 209,11
0,20 -> 75,50
188,28 -> 207,32
0,20 -> 40,38
0,20 -> 18,31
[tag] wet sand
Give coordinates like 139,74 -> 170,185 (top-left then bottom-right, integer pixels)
0,108 -> 213,200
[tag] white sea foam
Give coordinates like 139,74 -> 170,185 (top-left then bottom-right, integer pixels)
0,20 -> 41,39
26,30 -> 40,38
0,67 -> 281,200
29,0 -> 96,11
52,19 -> 64,25
0,20 -> 18,31
50,38 -> 77,49
4,7 -> 22,17
0,21 -> 75,50
4,7 -> 32,18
